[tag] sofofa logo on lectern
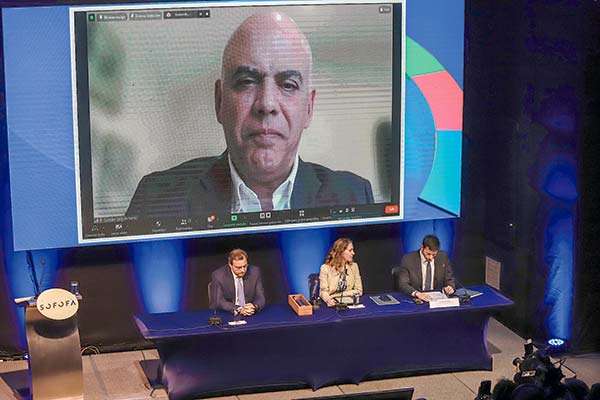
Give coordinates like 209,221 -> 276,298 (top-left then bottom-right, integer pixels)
36,288 -> 79,320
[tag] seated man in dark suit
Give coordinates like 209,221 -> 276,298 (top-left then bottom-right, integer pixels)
396,235 -> 455,302
126,11 -> 373,218
210,248 -> 265,316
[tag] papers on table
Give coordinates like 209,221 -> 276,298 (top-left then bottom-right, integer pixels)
347,304 -> 366,309
423,291 -> 448,301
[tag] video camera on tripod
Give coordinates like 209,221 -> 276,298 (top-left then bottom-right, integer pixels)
512,339 -> 564,388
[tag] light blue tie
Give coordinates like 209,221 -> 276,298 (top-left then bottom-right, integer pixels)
236,277 -> 246,307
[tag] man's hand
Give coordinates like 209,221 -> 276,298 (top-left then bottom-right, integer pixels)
415,291 -> 432,302
326,298 -> 337,307
240,303 -> 256,316
443,286 -> 455,296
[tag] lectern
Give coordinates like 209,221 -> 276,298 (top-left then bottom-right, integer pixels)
15,288 -> 83,400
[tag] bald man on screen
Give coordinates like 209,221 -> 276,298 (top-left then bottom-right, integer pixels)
127,11 -> 373,217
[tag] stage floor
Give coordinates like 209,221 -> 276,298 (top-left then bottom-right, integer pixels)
0,318 -> 598,400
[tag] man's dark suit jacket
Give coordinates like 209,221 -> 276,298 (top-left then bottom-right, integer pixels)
210,264 -> 265,313
126,153 -> 374,217
396,250 -> 456,296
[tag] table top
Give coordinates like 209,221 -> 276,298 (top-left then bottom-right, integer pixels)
135,285 -> 512,340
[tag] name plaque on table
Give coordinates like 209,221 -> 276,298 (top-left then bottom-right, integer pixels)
429,297 -> 460,308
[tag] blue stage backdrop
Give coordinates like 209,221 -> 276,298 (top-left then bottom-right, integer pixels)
279,228 -> 334,299
129,240 -> 186,313
529,86 -> 578,343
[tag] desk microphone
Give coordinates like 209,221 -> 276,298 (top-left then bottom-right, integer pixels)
310,276 -> 321,309
310,279 -> 318,300
448,271 -> 470,303
207,287 -> 222,326
26,250 -> 41,297
208,309 -> 222,326
335,300 -> 348,311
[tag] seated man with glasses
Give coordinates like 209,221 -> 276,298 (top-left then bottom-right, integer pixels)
210,248 -> 265,316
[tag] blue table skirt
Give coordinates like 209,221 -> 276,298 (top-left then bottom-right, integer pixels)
135,285 -> 512,400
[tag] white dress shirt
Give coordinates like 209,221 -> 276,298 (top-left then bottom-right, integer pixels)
228,154 -> 299,213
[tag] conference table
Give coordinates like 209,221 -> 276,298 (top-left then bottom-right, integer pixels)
134,285 -> 512,400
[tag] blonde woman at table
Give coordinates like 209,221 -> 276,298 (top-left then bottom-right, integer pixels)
319,238 -> 363,307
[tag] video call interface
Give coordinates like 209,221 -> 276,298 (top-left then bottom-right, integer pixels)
73,1 -> 404,243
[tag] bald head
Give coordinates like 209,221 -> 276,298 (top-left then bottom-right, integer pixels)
214,11 -> 316,197
221,11 -> 313,86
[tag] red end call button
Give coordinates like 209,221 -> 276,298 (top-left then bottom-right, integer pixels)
385,204 -> 399,214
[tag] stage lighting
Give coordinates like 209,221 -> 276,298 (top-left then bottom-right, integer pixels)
547,338 -> 565,347
546,338 -> 567,354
